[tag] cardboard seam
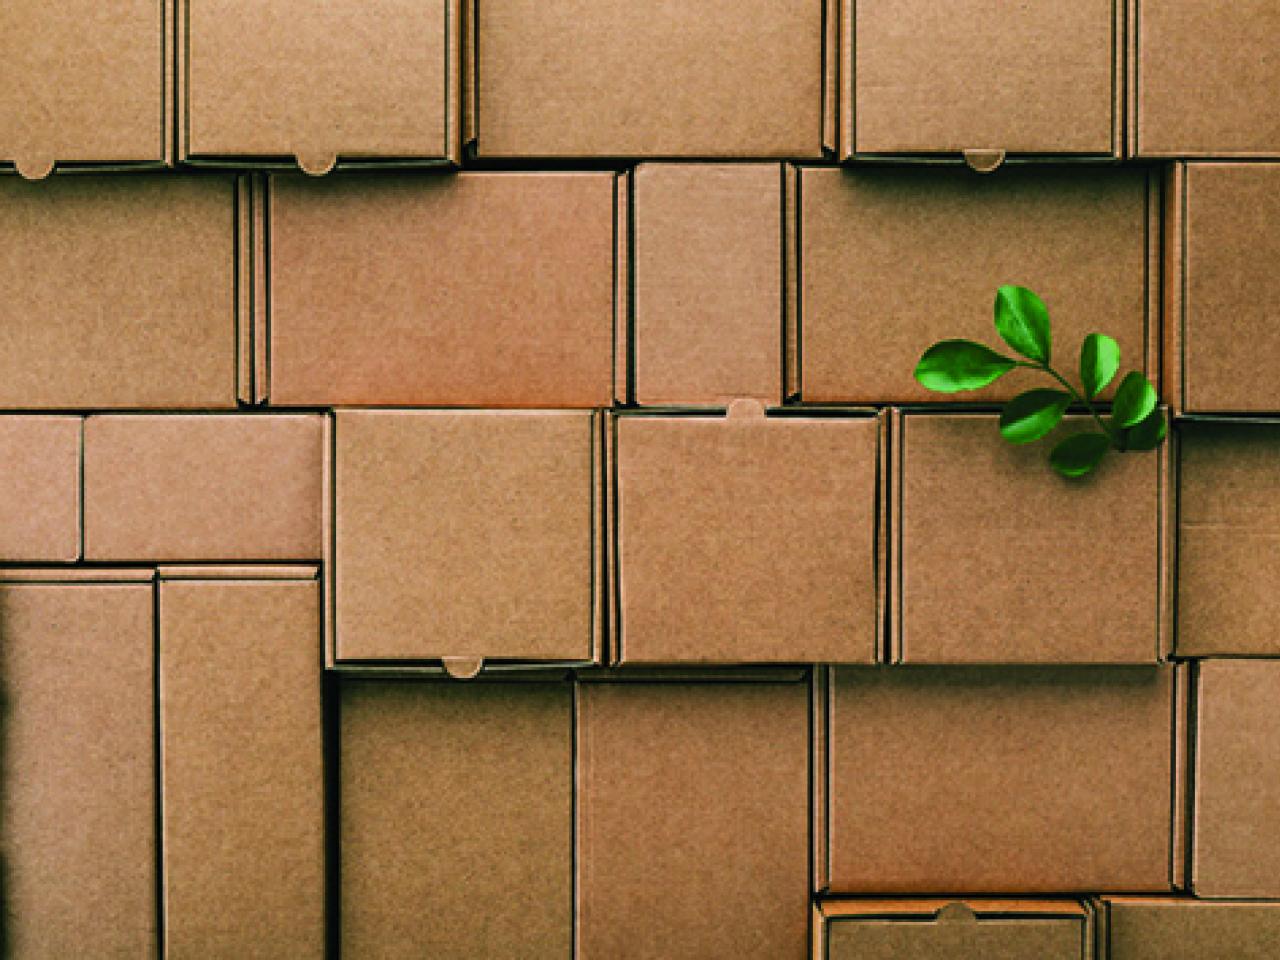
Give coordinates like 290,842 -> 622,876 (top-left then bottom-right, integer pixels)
1184,661 -> 1200,892
152,576 -> 166,952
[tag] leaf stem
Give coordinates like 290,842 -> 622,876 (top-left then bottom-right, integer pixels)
1017,361 -> 1119,446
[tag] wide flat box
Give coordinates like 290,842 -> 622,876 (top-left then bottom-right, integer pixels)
794,166 -> 1157,404
0,416 -> 81,561
820,665 -> 1187,893
1099,897 -> 1280,959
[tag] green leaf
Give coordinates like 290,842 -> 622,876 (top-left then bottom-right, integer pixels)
1123,406 -> 1167,451
999,389 -> 1072,445
914,339 -> 1017,393
1080,333 -> 1120,400
1050,432 -> 1112,478
994,285 -> 1052,364
1112,371 -> 1158,429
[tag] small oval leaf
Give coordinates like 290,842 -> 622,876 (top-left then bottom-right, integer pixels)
1123,406 -> 1168,451
999,389 -> 1072,444
914,339 -> 1017,393
994,285 -> 1052,364
1049,432 -> 1112,478
1112,371 -> 1158,429
1080,333 -> 1120,399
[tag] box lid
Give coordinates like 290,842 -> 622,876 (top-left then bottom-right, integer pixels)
0,416 -> 81,561
1103,897 -> 1280,959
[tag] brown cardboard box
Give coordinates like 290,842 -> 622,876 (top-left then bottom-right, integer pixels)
794,166 -> 1157,404
1193,660 -> 1280,898
340,679 -> 573,957
0,416 -> 81,561
838,0 -> 1121,165
159,570 -> 324,956
821,665 -> 1186,893
578,678 -> 810,959
632,163 -> 783,406
261,172 -> 622,407
613,404 -> 882,664
1099,897 -> 1280,959
1163,164 -> 1280,414
0,570 -> 156,956
1,1 -> 172,178
0,175 -> 240,409
474,0 -> 826,158
892,412 -> 1170,663
1131,1 -> 1280,157
330,410 -> 603,672
180,0 -> 462,172
84,414 -> 324,561
814,900 -> 1095,960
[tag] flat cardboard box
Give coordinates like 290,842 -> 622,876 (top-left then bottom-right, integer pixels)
1099,897 -> 1280,959
613,404 -> 882,664
262,172 -> 622,407
0,175 -> 241,409
578,678 -> 810,959
1163,164 -> 1280,414
0,571 -> 156,956
1131,1 -> 1280,157
1,1 -> 172,178
838,0 -> 1121,165
631,163 -> 783,406
794,166 -> 1157,404
84,414 -> 324,561
159,570 -> 324,956
821,665 -> 1186,893
893,412 -> 1170,663
180,0 -> 462,172
814,900 -> 1095,960
0,416 -> 81,561
1193,659 -> 1280,898
330,410 -> 603,672
474,0 -> 826,158
340,679 -> 573,957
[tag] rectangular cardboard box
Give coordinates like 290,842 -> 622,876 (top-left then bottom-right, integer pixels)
159,570 -> 325,956
613,405 -> 883,664
180,0 -> 462,171
0,416 -> 82,561
1099,897 -> 1280,959
821,665 -> 1187,893
793,166 -> 1157,404
838,0 -> 1121,165
1,1 -> 172,178
259,172 -> 623,407
892,412 -> 1171,664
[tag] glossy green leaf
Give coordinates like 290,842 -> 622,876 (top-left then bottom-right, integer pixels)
1112,371 -> 1158,429
1049,431 -> 1112,478
914,339 -> 1016,393
993,285 -> 1052,364
999,389 -> 1071,445
1122,406 -> 1167,451
1080,333 -> 1120,400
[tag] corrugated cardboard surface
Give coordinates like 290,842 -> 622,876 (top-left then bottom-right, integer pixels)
1103,897 -> 1280,959
340,680 -> 572,957
578,680 -> 809,959
159,576 -> 324,956
266,172 -> 617,406
0,416 -> 81,561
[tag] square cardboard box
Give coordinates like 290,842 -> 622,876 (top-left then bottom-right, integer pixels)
1099,897 -> 1280,959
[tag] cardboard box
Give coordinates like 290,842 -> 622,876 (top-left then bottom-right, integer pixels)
613,404 -> 882,664
0,175 -> 242,409
814,900 -> 1096,959
159,569 -> 324,956
793,166 -> 1157,404
474,0 -> 826,158
837,0 -> 1121,166
1098,897 -> 1280,959
820,665 -> 1187,893
578,678 -> 810,959
0,416 -> 81,561
892,412 -> 1170,663
340,679 -> 573,956
1131,1 -> 1280,157
179,0 -> 462,172
260,172 -> 623,407
329,410 -> 603,673
1,1 -> 172,178
1193,659 -> 1280,898
1163,164 -> 1280,414
0,570 -> 156,956
84,414 -> 324,561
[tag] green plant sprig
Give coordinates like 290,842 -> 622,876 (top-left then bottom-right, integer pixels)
914,285 -> 1166,478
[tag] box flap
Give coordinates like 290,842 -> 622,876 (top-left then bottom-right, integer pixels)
1102,897 -> 1280,959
